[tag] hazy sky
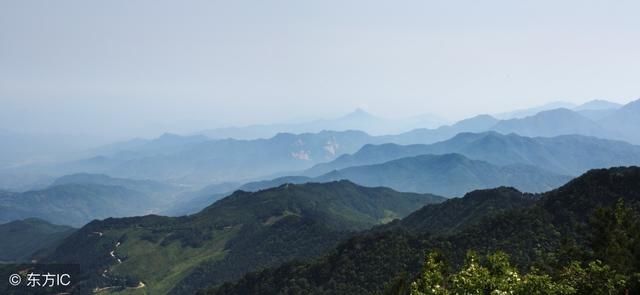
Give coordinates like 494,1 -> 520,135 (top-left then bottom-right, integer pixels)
1,0 -> 639,139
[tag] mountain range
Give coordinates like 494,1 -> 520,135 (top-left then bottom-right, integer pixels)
207,166 -> 640,295
306,131 -> 640,177
56,130 -> 378,186
493,99 -> 621,119
42,181 -> 444,294
164,130 -> 640,214
171,152 -> 568,214
200,108 -> 448,139
314,153 -> 569,196
3,99 -> 638,193
1,99 -> 639,227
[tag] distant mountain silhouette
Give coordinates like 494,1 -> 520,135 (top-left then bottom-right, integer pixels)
201,109 -> 447,139
494,101 -> 577,119
61,130 -> 377,186
491,108 -> 611,138
0,174 -> 184,226
314,153 -> 570,196
600,98 -> 640,144
13,100 -> 638,191
380,114 -> 499,145
0,218 -> 75,263
574,99 -> 622,111
307,132 -> 640,177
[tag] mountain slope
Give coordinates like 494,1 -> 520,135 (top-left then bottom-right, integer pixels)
52,173 -> 178,195
307,132 -> 640,177
394,187 -> 537,235
381,115 -> 499,145
0,174 -> 185,226
316,153 -> 570,196
0,184 -> 158,227
573,99 -> 622,111
62,130 -> 377,186
494,101 -> 576,119
491,108 -> 611,138
208,166 -> 640,295
600,98 -> 640,144
0,218 -> 75,262
44,181 -> 445,294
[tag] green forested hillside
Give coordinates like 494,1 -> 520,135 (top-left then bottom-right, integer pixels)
44,181 -> 444,294
208,166 -> 640,295
393,186 -> 537,235
0,218 -> 75,262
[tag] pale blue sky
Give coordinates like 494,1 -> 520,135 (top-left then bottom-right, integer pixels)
1,0 -> 639,138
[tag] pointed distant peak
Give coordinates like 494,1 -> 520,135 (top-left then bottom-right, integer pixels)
457,114 -> 498,123
342,108 -> 376,119
451,114 -> 499,130
352,107 -> 368,114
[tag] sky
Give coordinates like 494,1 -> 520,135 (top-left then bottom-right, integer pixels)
1,0 -> 639,139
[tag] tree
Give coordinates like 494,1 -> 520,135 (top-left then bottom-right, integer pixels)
560,260 -> 626,295
410,252 -> 448,295
408,251 -> 627,295
590,199 -> 640,274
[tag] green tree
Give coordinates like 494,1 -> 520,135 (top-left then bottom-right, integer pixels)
408,251 -> 631,295
447,251 -> 492,294
410,252 -> 449,295
590,199 -> 640,274
560,260 -> 627,295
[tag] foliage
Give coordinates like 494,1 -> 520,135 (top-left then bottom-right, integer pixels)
409,251 -> 631,295
410,252 -> 448,295
589,199 -> 640,274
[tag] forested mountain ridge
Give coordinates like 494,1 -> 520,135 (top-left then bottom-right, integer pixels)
207,166 -> 640,295
43,181 -> 444,294
392,186 -> 538,235
0,218 -> 75,263
173,151 -> 568,215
